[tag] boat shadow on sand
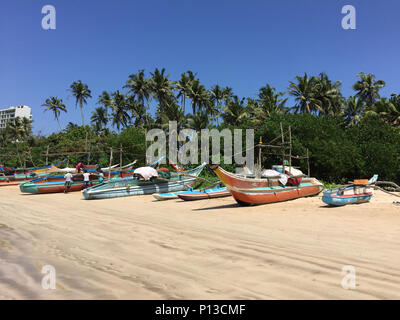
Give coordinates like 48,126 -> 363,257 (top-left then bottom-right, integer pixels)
191,202 -> 242,211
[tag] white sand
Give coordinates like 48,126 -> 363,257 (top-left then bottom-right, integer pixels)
0,186 -> 399,299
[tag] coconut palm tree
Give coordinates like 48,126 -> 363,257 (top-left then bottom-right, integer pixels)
42,97 -> 67,130
21,117 -> 33,139
69,80 -> 92,126
221,96 -> 248,126
288,74 -> 322,114
387,94 -> 400,126
222,87 -> 234,106
97,91 -> 112,123
91,107 -> 108,130
210,84 -> 224,124
251,85 -> 288,124
6,117 -> 25,166
149,68 -> 173,112
187,79 -> 209,114
124,70 -> 152,109
157,98 -> 186,131
110,91 -> 130,132
363,98 -> 392,122
353,72 -> 385,106
186,111 -> 209,132
126,96 -> 151,128
174,72 -> 191,113
314,73 -> 344,116
344,96 -> 364,125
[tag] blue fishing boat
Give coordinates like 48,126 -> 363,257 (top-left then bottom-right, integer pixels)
153,190 -> 192,201
177,186 -> 230,201
82,163 -> 206,200
322,175 -> 378,206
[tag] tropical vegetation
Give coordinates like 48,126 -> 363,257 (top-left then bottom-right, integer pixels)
1,70 -> 399,184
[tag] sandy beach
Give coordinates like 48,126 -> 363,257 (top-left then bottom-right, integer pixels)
0,186 -> 399,300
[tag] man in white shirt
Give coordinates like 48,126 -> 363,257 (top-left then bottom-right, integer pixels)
83,170 -> 91,189
64,172 -> 73,193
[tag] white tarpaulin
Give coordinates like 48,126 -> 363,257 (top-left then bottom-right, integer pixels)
272,165 -> 304,176
133,167 -> 158,181
261,169 -> 281,178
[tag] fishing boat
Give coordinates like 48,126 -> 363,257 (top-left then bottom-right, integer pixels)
177,186 -> 231,201
209,164 -> 322,206
229,181 -> 323,206
153,190 -> 191,201
82,163 -> 206,200
208,164 -> 310,190
322,175 -> 378,206
19,171 -> 131,194
0,159 -> 67,185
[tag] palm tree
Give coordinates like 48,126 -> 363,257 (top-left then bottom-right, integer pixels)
174,72 -> 191,113
110,91 -> 130,132
387,94 -> 400,126
251,85 -> 288,124
344,96 -> 364,125
69,80 -> 92,126
186,111 -> 209,132
126,96 -> 150,128
210,84 -> 224,124
222,87 -> 234,106
288,74 -> 321,114
221,96 -> 248,126
314,73 -> 344,116
187,79 -> 209,114
363,98 -> 392,122
0,128 -> 9,147
91,107 -> 108,130
157,96 -> 186,131
42,97 -> 67,130
124,70 -> 152,109
97,91 -> 112,123
149,68 -> 173,112
21,117 -> 33,139
6,117 -> 25,166
353,72 -> 385,106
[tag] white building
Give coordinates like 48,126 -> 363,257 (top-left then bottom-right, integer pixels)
0,105 -> 32,129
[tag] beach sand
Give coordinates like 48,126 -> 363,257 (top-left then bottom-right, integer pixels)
0,186 -> 399,299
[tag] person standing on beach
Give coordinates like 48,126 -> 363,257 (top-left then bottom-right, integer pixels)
83,170 -> 91,189
64,172 -> 73,193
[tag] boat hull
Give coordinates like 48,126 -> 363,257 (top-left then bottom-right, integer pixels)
19,172 -> 127,194
153,191 -> 189,201
177,187 -> 231,201
322,186 -> 374,206
83,179 -> 196,200
230,181 -> 323,206
82,164 -> 206,200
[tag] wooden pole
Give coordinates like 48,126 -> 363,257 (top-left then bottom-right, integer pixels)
280,122 -> 285,172
258,136 -> 262,174
289,126 -> 292,174
145,128 -> 147,164
45,145 -> 49,165
307,148 -> 310,177
120,144 -> 123,175
108,148 -> 113,180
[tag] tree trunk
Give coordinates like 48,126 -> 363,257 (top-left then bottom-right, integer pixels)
80,100 -> 85,126
57,117 -> 61,131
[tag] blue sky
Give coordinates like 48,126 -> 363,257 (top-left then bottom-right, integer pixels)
1,0 -> 399,135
